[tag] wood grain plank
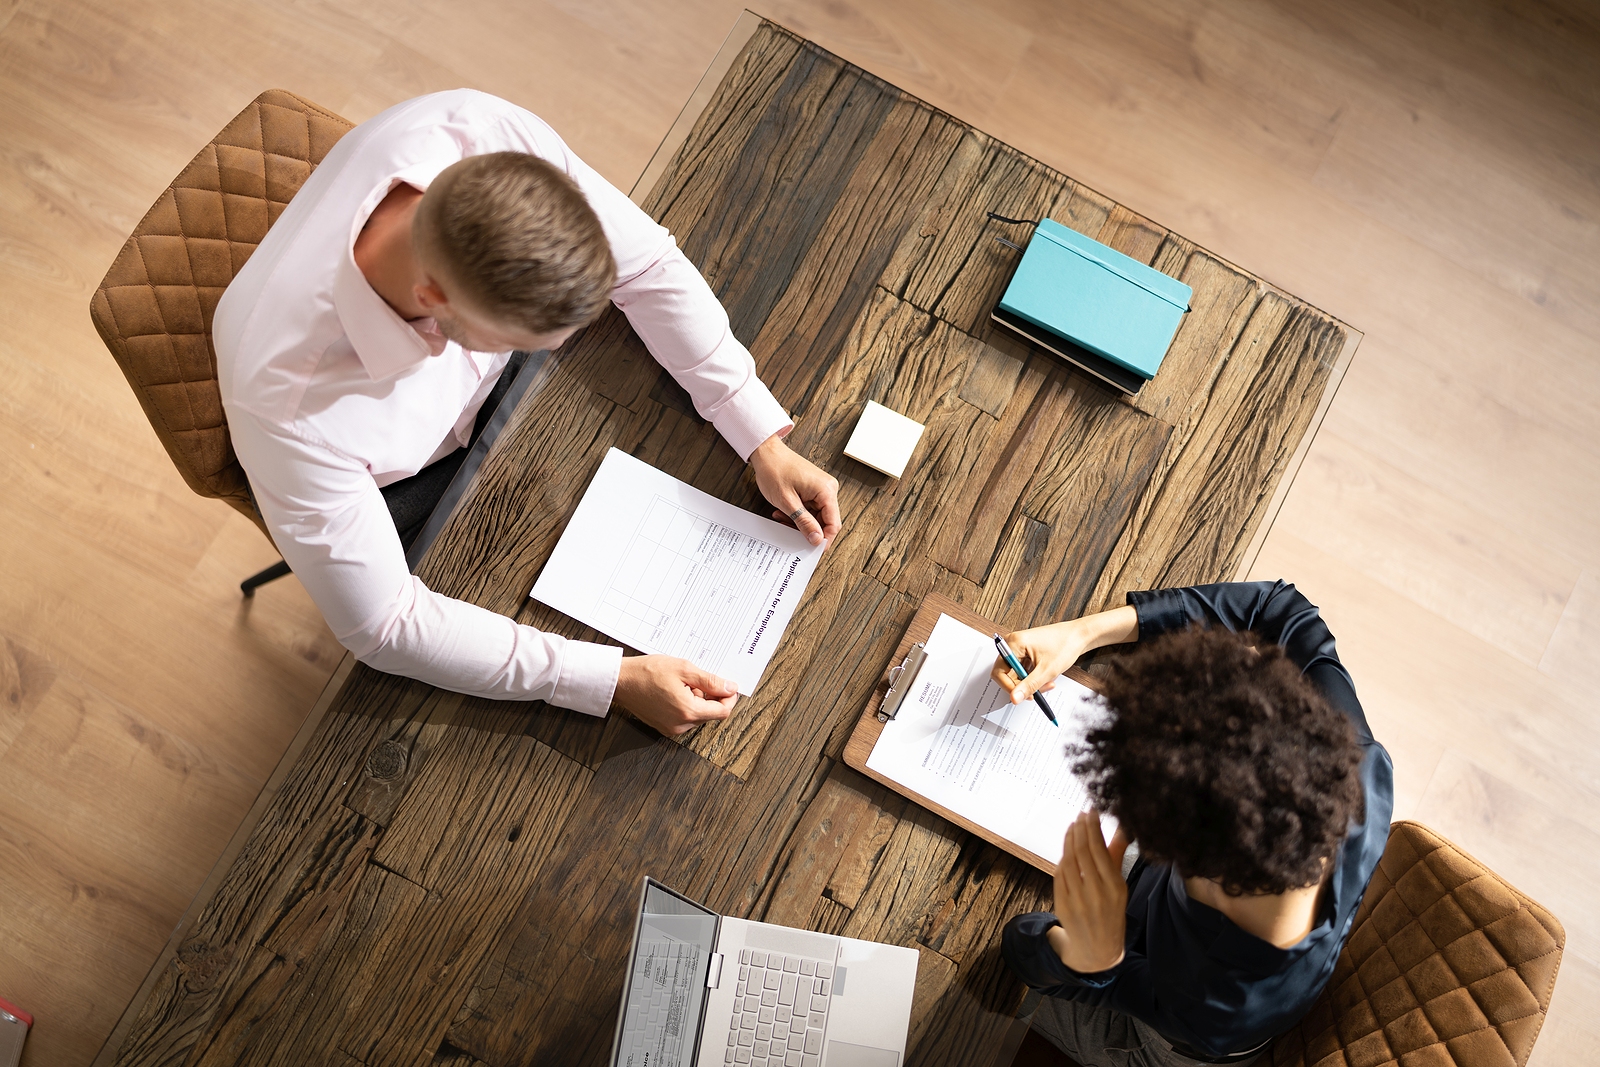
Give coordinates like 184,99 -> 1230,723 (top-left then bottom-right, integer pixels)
1151,231 -> 1198,280
957,343 -> 1026,418
907,944 -> 960,1052
673,38 -> 901,348
750,95 -> 966,419
805,895 -> 852,936
219,863 -> 427,1067
1051,182 -> 1115,239
343,689 -> 467,828
830,804 -> 1051,1065
640,26 -> 804,234
369,710 -> 586,887
929,355 -> 1076,583
111,668 -> 449,1066
901,850 -> 1051,1066
1095,202 -> 1169,264
971,512 -> 1052,623
444,723 -> 749,1064
1089,297 -> 1345,607
431,1045 -> 493,1067
1132,251 -> 1264,425
761,763 -> 906,928
989,390 -> 1174,629
883,135 -> 1073,334
343,738 -> 588,1065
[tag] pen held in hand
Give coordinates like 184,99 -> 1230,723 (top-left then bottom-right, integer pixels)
993,633 -> 1058,726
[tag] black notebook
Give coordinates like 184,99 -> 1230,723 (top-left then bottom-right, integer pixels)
991,305 -> 1148,396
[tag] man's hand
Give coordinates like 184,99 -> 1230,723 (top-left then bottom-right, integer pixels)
749,434 -> 840,546
614,655 -> 738,737
1044,811 -> 1130,973
991,605 -> 1140,704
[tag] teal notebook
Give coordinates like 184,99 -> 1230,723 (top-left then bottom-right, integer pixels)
994,218 -> 1192,391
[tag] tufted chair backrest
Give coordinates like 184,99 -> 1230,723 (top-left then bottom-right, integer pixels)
90,89 -> 353,536
1269,820 -> 1564,1067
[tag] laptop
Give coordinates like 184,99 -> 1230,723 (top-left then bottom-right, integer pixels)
610,877 -> 920,1067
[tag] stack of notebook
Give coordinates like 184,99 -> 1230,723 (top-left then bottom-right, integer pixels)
991,217 -> 1193,395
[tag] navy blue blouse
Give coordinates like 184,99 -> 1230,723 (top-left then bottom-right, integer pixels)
1002,581 -> 1394,1060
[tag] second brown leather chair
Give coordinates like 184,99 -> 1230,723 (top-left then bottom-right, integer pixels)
1269,820 -> 1563,1067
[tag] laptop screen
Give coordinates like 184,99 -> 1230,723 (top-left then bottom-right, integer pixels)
614,879 -> 720,1067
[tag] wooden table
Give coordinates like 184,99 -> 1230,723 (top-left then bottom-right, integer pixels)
107,17 -> 1355,1067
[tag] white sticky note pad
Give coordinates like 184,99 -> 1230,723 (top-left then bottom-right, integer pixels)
843,400 -> 926,478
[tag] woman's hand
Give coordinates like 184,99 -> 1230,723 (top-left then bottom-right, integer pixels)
990,605 -> 1139,704
1044,811 -> 1130,973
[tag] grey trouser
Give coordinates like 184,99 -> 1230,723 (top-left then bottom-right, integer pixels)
1029,997 -> 1261,1067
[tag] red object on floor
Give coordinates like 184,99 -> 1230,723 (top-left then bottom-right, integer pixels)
0,997 -> 28,1028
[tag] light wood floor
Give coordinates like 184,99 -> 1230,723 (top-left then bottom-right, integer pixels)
1,0 -> 1595,1063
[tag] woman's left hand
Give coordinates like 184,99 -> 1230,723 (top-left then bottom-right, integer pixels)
1044,810 -> 1130,973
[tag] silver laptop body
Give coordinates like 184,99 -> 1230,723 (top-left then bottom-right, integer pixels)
610,877 -> 919,1067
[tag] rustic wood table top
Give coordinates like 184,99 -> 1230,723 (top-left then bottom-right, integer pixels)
110,18 -> 1353,1067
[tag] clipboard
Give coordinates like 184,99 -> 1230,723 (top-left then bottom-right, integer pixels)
843,593 -> 1102,874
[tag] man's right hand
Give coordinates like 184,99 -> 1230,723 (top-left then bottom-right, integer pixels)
614,655 -> 739,737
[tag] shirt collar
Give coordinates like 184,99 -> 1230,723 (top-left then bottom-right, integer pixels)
332,171 -> 451,382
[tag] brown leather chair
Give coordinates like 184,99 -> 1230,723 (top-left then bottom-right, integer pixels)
92,91 -> 352,538
90,90 -> 352,592
1269,820 -> 1564,1067
91,89 -> 537,594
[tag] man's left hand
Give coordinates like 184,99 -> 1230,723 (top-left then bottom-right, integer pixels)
1044,810 -> 1130,973
749,434 -> 840,546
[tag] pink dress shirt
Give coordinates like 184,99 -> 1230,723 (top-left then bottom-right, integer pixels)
214,90 -> 793,716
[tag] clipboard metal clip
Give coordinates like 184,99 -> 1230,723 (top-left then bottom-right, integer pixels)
878,643 -> 928,722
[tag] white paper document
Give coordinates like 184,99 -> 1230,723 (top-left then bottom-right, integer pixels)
530,449 -> 824,695
866,614 -> 1114,865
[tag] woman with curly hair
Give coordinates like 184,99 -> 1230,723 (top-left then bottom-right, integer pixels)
996,581 -> 1393,1067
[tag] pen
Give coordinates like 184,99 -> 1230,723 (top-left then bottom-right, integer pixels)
993,633 -> 1058,726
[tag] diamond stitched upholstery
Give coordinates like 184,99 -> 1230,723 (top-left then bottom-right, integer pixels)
90,90 -> 353,537
1269,821 -> 1564,1067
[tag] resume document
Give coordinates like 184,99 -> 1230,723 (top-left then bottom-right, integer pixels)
531,449 -> 824,695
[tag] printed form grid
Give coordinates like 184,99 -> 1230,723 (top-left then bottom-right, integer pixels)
597,496 -> 783,665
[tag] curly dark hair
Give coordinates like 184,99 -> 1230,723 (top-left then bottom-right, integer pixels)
1074,626 -> 1364,895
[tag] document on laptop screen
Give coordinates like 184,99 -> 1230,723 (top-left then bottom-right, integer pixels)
865,613 -> 1116,865
531,449 -> 825,695
615,883 -> 719,1067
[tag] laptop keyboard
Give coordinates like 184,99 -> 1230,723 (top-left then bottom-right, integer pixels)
723,947 -> 835,1066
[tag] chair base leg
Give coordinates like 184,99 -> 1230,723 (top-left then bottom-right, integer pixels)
241,559 -> 292,597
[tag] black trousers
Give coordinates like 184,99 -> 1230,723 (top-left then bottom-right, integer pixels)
381,349 -> 529,550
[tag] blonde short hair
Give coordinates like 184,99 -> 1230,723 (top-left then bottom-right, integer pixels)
414,152 -> 616,333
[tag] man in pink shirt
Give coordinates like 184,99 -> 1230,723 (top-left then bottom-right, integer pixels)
215,90 -> 840,737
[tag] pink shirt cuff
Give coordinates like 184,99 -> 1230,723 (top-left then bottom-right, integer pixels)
550,638 -> 623,716
713,385 -> 794,462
